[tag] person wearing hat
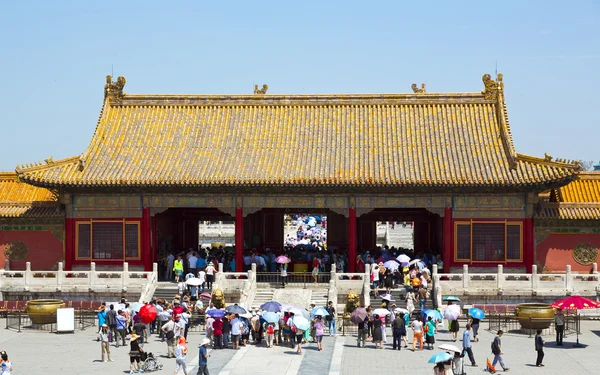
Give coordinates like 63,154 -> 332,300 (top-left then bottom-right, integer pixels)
174,336 -> 188,375
128,334 -> 144,374
96,302 -> 107,338
0,352 -> 12,374
98,324 -> 113,362
197,338 -> 211,375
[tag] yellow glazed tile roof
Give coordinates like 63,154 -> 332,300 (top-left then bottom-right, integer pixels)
16,79 -> 579,188
0,172 -> 62,218
554,172 -> 600,203
537,203 -> 600,221
538,172 -> 600,220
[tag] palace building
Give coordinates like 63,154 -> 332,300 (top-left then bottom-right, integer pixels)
1,73 -> 598,273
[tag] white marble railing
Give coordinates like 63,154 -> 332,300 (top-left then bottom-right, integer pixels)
433,263 -> 600,300
0,262 -> 157,296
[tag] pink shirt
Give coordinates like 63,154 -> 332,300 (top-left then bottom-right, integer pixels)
314,320 -> 325,336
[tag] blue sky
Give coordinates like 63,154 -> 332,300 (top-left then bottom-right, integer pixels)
0,0 -> 598,170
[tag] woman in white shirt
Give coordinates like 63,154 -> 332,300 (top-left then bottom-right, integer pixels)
205,263 -> 216,290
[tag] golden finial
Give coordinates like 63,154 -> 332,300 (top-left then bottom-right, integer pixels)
104,75 -> 127,102
254,84 -> 268,94
481,73 -> 503,100
411,83 -> 426,94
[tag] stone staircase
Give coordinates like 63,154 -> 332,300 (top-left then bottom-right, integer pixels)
250,288 -> 275,311
310,288 -> 329,309
153,282 -> 179,301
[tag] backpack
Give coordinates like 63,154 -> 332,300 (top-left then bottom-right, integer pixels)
267,324 -> 274,335
326,306 -> 334,321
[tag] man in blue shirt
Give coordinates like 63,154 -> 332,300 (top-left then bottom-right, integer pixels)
462,323 -> 477,367
115,310 -> 127,347
198,338 -> 211,375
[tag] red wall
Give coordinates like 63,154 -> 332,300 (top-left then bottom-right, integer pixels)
0,231 -> 63,270
536,233 -> 600,273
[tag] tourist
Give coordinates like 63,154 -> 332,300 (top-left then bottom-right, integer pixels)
384,267 -> 393,294
162,316 -> 181,358
535,329 -> 545,367
448,302 -> 460,341
372,314 -> 383,349
106,304 -> 118,344
468,314 -> 480,342
212,317 -> 224,349
188,252 -> 198,276
174,336 -> 188,375
371,264 -> 380,294
314,315 -> 325,351
424,316 -> 436,349
180,310 -> 191,340
366,305 -> 373,340
491,330 -> 509,371
326,301 -> 336,336
418,285 -> 428,312
0,352 -> 12,374
174,255 -> 184,282
357,315 -> 368,347
230,314 -> 243,350
116,310 -> 128,347
280,263 -> 288,288
132,316 -> 147,346
166,252 -> 175,281
555,308 -> 565,345
462,323 -> 477,367
128,334 -> 144,374
250,313 -> 261,344
205,262 -> 216,290
222,314 -> 231,349
197,338 -> 211,375
96,302 -> 107,336
391,312 -> 406,350
312,256 -> 320,284
240,316 -> 250,346
411,316 -> 424,351
356,255 -> 365,273
264,320 -> 275,348
198,268 -> 206,293
379,312 -> 387,344
157,304 -> 172,341
433,362 -> 446,375
98,324 -> 113,362
290,313 -> 305,355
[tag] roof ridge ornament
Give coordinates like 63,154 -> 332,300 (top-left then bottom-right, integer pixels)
254,84 -> 268,95
104,75 -> 127,102
411,83 -> 426,94
481,73 -> 503,100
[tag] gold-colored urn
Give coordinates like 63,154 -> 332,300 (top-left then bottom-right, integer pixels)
514,303 -> 554,329
26,299 -> 65,324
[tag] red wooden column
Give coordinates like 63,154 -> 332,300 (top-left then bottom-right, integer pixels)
64,218 -> 75,271
442,207 -> 453,271
235,204 -> 244,272
523,218 -> 534,273
142,207 -> 152,271
348,206 -> 357,273
151,215 -> 158,264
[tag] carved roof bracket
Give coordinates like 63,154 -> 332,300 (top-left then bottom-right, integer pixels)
254,84 -> 268,95
411,83 -> 426,94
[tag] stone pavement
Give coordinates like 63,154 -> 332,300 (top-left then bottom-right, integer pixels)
1,319 -> 599,374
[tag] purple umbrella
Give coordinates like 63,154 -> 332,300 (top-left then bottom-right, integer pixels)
206,309 -> 226,318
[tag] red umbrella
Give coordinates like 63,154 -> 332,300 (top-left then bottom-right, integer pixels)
139,304 -> 157,324
551,296 -> 600,310
551,295 -> 600,347
200,292 -> 212,299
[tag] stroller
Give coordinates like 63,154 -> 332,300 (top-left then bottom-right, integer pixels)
141,352 -> 163,372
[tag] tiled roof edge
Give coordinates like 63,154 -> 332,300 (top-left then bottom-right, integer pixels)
516,153 -> 581,170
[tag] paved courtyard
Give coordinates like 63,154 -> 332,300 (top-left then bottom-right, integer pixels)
1,319 -> 599,374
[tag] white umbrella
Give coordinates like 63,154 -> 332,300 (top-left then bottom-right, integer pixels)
372,308 -> 391,316
408,259 -> 421,266
397,254 -> 411,263
380,293 -> 395,301
393,307 -> 409,315
383,260 -> 400,271
438,344 -> 462,353
443,304 -> 461,321
289,307 -> 303,316
280,304 -> 294,312
186,278 -> 203,286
